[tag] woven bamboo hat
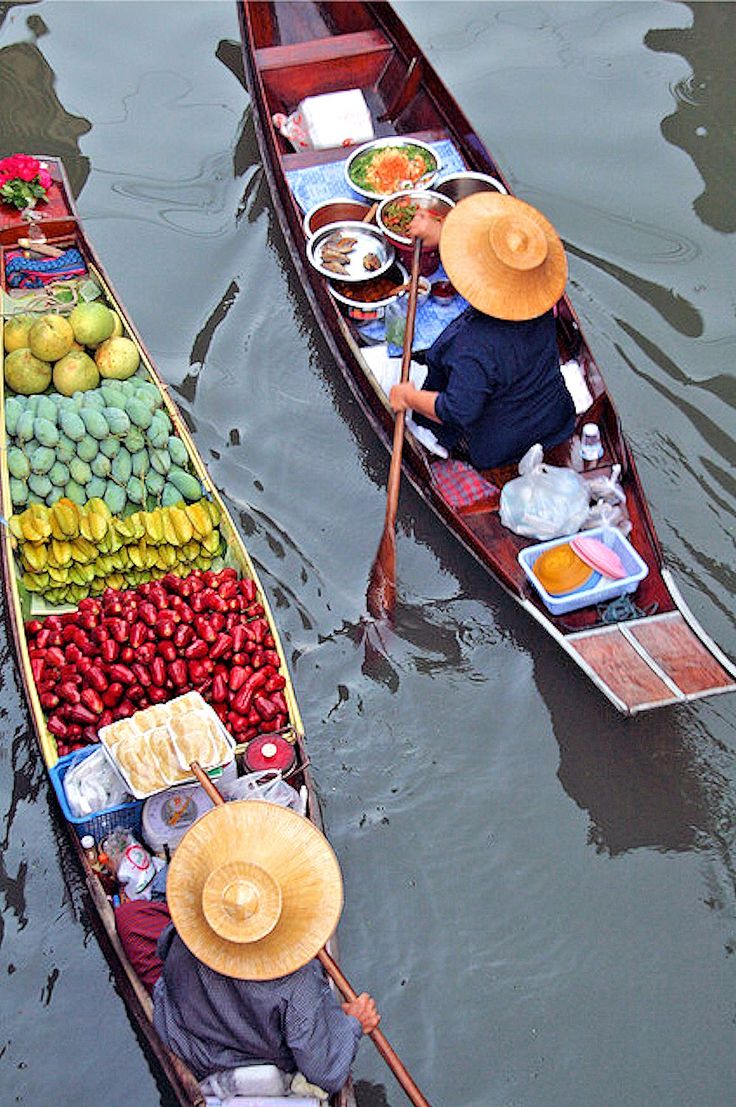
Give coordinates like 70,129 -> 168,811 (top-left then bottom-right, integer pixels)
167,801 -> 343,980
439,192 -> 567,320
533,542 -> 594,596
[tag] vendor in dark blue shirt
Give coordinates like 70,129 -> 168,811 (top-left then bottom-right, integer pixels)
389,193 -> 575,470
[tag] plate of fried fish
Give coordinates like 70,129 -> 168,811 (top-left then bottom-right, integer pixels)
306,220 -> 395,282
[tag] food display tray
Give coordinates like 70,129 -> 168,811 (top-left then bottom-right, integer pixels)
99,692 -> 236,800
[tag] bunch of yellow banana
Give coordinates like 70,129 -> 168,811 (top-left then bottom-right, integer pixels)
11,496 -> 223,605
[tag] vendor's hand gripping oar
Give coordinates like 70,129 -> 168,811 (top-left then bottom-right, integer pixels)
366,235 -> 423,620
190,761 -> 431,1107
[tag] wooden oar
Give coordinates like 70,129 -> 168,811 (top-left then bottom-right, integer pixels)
316,946 -> 431,1107
190,761 -> 432,1106
366,235 -> 422,620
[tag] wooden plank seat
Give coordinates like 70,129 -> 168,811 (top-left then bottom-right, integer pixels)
257,30 -> 394,113
254,30 -> 391,72
567,612 -> 736,712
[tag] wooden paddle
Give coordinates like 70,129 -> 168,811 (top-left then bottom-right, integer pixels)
366,235 -> 423,620
190,762 -> 432,1107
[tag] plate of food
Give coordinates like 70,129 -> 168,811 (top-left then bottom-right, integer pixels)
344,138 -> 440,199
306,220 -> 395,282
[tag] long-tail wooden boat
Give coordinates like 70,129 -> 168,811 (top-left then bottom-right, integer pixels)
237,0 -> 736,715
0,158 -> 355,1107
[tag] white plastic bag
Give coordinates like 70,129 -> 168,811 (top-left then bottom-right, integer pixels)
272,90 -> 374,152
100,827 -> 164,900
500,443 -> 590,540
583,463 -> 631,535
63,748 -> 130,817
220,770 -> 306,817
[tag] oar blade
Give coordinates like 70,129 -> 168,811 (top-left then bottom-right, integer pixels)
366,525 -> 397,620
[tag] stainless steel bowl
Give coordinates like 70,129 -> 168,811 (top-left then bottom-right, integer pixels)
306,221 -> 394,282
375,189 -> 455,247
433,171 -> 507,204
328,261 -> 409,317
344,137 -> 440,199
303,197 -> 372,238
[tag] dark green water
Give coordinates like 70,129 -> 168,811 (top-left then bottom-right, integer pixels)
1,3 -> 734,1105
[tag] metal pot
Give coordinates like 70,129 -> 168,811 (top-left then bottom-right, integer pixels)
303,197 -> 372,237
433,171 -> 507,204
328,261 -> 409,320
375,189 -> 455,248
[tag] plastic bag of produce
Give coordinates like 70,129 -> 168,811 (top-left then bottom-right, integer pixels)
100,827 -> 164,900
63,747 -> 130,817
500,443 -> 590,540
220,770 -> 306,816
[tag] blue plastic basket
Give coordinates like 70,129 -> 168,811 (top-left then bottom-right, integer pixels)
518,525 -> 649,616
49,746 -> 144,844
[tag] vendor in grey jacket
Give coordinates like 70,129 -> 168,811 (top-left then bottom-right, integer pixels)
116,800 -> 378,1096
390,193 -> 575,470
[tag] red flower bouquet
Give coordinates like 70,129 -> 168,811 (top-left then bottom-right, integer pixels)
0,154 -> 52,210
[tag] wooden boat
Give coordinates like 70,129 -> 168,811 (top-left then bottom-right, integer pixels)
238,0 -> 736,715
0,159 -> 355,1107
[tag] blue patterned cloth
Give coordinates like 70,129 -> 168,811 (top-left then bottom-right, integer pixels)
285,138 -> 467,214
5,246 -> 86,289
153,926 -> 361,1092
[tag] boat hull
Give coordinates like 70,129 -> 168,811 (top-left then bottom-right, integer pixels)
0,156 -> 352,1106
237,0 -> 735,714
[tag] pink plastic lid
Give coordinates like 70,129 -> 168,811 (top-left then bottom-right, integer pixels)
569,535 -> 626,580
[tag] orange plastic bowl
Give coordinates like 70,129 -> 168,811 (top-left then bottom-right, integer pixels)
532,543 -> 595,596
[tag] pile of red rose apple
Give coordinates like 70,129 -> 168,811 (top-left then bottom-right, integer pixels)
24,567 -> 289,756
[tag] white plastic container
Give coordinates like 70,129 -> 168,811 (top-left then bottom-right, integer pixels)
299,89 -> 374,150
518,526 -> 649,615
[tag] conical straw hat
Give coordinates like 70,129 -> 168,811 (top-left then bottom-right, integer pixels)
439,192 -> 567,320
167,801 -> 344,980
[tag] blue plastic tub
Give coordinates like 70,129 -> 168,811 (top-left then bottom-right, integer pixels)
518,525 -> 649,616
49,745 -> 144,843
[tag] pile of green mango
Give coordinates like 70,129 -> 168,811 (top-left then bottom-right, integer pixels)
5,371 -> 203,515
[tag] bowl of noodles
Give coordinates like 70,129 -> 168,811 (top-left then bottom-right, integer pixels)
345,138 -> 440,199
376,189 -> 455,247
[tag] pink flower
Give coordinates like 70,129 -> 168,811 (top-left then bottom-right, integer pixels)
0,153 -> 50,208
0,154 -> 42,181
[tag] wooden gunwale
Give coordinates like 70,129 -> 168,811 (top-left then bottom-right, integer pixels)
0,158 -> 351,1107
238,0 -> 735,715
